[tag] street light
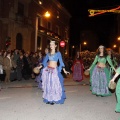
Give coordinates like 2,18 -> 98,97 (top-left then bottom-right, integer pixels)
118,36 -> 120,41
44,11 -> 51,18
35,11 -> 51,51
83,42 -> 87,45
113,44 -> 117,48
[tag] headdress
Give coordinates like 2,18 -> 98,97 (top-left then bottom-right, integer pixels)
50,41 -> 55,44
99,45 -> 104,49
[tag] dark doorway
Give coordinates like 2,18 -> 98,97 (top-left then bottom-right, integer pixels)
16,33 -> 23,50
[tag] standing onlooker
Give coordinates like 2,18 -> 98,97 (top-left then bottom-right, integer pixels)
0,51 -> 4,90
22,53 -> 31,80
35,51 -> 43,89
13,49 -> 19,68
3,52 -> 13,83
0,51 -> 3,66
31,53 -> 38,79
16,54 -> 24,81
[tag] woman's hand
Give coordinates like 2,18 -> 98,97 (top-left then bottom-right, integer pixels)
110,78 -> 115,82
87,68 -> 90,71
63,68 -> 70,75
64,70 -> 70,75
37,65 -> 42,70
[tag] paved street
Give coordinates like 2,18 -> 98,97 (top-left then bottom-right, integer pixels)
0,75 -> 120,120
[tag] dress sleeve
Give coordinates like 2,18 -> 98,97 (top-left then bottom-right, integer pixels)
57,52 -> 65,72
113,57 -> 118,67
42,54 -> 49,68
106,56 -> 115,69
89,55 -> 98,70
116,67 -> 120,74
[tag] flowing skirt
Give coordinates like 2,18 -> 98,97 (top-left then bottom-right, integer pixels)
41,66 -> 66,104
116,79 -> 120,112
91,66 -> 111,96
35,73 -> 42,89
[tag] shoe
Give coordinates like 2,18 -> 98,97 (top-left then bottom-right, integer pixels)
46,102 -> 50,104
50,103 -> 54,105
96,95 -> 99,97
115,111 -> 120,113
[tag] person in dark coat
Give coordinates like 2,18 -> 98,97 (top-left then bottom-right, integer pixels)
16,54 -> 24,81
22,53 -> 31,80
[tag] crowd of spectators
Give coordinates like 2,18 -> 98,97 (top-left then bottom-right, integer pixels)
0,49 -> 44,83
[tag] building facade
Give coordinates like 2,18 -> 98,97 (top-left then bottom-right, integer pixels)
0,0 -> 71,56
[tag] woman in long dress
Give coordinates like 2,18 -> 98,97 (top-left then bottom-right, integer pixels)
72,51 -> 84,82
110,67 -> 120,113
107,48 -> 118,78
88,45 -> 115,96
38,41 -> 69,105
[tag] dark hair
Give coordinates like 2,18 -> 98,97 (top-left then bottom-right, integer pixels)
74,51 -> 81,60
96,45 -> 108,57
108,49 -> 114,60
6,51 -> 11,57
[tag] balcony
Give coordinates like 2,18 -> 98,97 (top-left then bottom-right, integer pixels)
38,25 -> 61,40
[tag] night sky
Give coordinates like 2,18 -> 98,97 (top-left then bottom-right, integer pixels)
59,0 -> 120,51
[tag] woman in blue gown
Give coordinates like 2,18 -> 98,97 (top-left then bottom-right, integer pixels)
37,41 -> 69,105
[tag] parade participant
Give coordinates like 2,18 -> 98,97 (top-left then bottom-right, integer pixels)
37,41 -> 69,105
107,48 -> 118,78
87,45 -> 115,97
72,51 -> 84,82
110,67 -> 120,113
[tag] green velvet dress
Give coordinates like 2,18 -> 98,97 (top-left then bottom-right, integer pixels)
115,67 -> 120,112
89,55 -> 114,96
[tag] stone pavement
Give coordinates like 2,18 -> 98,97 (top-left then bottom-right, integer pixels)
0,75 -> 120,120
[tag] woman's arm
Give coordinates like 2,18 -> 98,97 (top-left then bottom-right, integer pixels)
88,55 -> 98,70
107,56 -> 115,71
111,67 -> 120,82
58,52 -> 69,74
37,54 -> 49,69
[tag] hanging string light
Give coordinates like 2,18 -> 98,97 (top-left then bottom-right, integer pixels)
88,6 -> 120,17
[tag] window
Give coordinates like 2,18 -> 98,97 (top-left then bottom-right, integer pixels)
16,33 -> 23,50
18,2 -> 24,16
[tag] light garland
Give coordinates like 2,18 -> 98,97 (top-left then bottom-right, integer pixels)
88,6 -> 120,17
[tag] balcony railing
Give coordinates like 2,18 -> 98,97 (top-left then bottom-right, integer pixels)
38,25 -> 61,40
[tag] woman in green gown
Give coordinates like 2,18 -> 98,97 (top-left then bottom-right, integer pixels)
107,48 -> 118,78
110,67 -> 120,113
88,45 -> 115,96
